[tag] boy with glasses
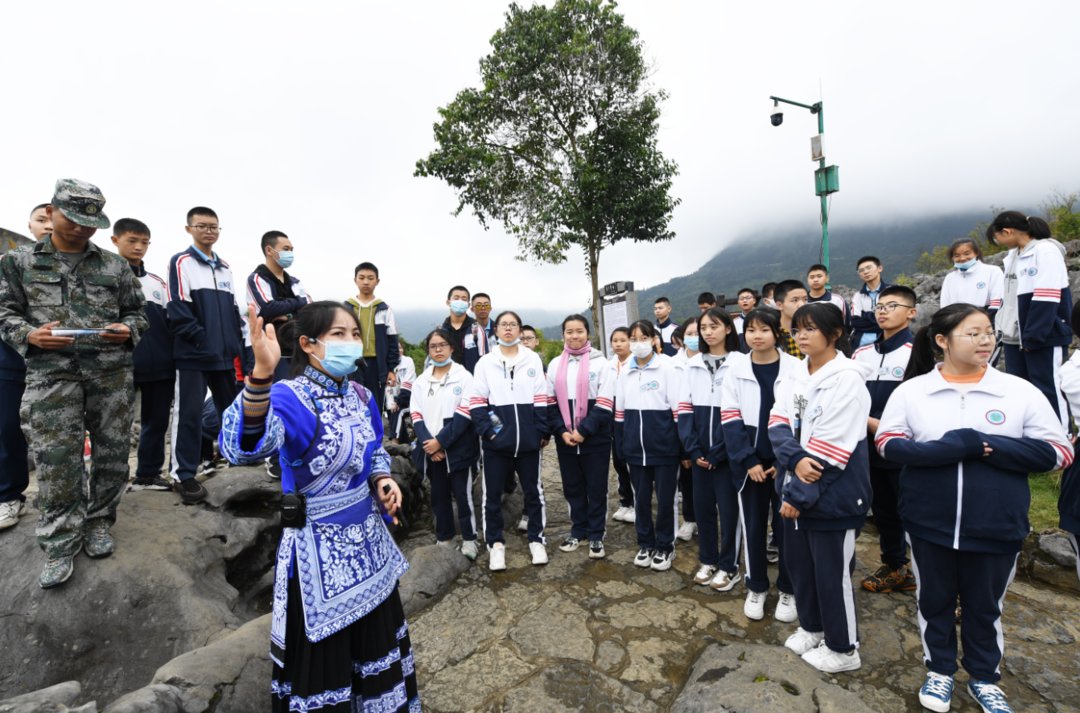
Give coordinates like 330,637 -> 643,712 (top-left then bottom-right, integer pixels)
464,293 -> 495,372
853,285 -> 917,593
851,256 -> 891,349
167,207 -> 244,504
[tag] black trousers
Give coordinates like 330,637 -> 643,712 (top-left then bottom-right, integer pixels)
679,462 -> 695,523
0,379 -> 28,503
135,378 -> 174,479
693,463 -> 740,571
870,465 -> 908,568
611,441 -> 633,507
738,473 -> 791,594
907,534 -> 1019,682
555,446 -> 610,541
171,369 -> 237,481
482,449 -> 545,545
427,458 -> 476,542
630,463 -> 678,553
784,524 -> 859,653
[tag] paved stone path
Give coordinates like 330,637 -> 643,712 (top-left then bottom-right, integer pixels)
409,445 -> 1080,712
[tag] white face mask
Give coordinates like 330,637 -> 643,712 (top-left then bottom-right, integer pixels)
630,341 -> 654,359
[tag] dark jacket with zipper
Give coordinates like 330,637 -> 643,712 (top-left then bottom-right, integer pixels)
167,246 -> 244,371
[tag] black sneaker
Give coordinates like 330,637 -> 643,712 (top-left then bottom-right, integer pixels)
129,476 -> 173,492
177,478 -> 208,504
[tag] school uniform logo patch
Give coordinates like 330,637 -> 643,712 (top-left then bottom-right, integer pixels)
218,280 -> 231,290
453,386 -> 462,395
1027,267 -> 1039,277
892,366 -> 905,378
589,372 -> 597,381
985,409 -> 1006,425
640,380 -> 660,391
527,368 -> 537,378
977,281 -> 986,289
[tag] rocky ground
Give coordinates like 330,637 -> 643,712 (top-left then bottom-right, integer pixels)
2,442 -> 1078,712
409,447 -> 1080,713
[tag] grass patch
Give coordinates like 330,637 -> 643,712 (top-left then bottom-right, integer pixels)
1029,471 -> 1062,531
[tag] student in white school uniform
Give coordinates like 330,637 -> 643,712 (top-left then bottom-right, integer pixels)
607,327 -> 636,525
1057,301 -> 1080,586
721,308 -> 801,623
876,303 -> 1072,713
678,308 -> 743,591
386,338 -> 417,442
469,311 -> 550,571
938,238 -> 1004,320
672,317 -> 698,542
410,329 -> 480,560
767,302 -> 872,675
615,320 -> 683,572
546,315 -> 615,559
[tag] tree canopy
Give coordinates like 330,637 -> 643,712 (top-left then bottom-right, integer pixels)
415,0 -> 679,339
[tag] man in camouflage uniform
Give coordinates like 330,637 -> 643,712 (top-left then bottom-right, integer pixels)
0,179 -> 148,589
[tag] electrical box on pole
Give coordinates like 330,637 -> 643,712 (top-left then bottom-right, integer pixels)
598,281 -> 639,358
814,165 -> 840,196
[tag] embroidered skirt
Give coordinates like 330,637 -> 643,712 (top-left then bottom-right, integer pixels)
271,574 -> 420,712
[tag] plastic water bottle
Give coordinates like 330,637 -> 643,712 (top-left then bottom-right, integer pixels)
489,411 -> 503,435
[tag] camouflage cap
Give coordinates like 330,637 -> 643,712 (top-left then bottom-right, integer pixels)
52,178 -> 110,229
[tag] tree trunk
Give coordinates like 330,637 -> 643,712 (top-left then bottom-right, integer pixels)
587,244 -> 601,349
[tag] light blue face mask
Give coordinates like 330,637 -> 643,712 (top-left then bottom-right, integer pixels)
431,357 -> 453,368
683,336 -> 700,352
275,250 -> 294,269
311,339 -> 362,378
954,258 -> 977,272
449,299 -> 469,316
497,337 -> 521,347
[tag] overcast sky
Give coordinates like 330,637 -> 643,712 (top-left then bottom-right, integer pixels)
3,0 -> 1078,312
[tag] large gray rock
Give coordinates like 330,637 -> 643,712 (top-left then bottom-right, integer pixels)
1019,529 -> 1080,595
672,643 -> 883,713
0,466 -> 279,705
0,681 -> 94,713
398,543 -> 471,617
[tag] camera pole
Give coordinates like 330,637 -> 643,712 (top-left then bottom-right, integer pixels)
768,95 -> 837,277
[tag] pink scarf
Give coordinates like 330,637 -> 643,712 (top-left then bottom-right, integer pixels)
555,344 -> 592,430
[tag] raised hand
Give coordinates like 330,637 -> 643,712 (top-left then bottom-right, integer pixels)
248,302 -> 281,378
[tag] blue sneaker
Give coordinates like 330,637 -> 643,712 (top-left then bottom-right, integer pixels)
918,672 -> 953,712
968,680 -> 1012,713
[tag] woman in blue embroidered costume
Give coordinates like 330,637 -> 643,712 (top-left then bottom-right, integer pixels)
220,302 -> 419,713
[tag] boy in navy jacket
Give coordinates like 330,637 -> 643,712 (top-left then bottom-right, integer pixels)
247,230 -> 310,382
167,207 -> 244,504
852,285 -> 916,593
112,219 -> 174,491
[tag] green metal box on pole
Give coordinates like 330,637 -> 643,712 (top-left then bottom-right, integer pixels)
814,165 -> 839,196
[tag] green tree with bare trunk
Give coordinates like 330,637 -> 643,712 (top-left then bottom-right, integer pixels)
415,0 -> 679,339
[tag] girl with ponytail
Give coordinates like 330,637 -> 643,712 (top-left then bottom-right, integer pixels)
877,303 -> 1073,712
989,210 -> 1071,423
546,315 -> 615,559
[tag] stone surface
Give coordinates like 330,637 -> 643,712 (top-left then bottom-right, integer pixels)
398,543 -> 472,617
0,682 -> 92,713
671,643 -> 882,713
1019,529 -> 1080,595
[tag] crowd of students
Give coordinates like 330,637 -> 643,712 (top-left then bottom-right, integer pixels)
2,180 -> 1078,713
388,215 -> 1078,713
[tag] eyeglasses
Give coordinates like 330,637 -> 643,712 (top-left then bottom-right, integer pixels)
428,341 -> 450,351
189,224 -> 221,233
874,302 -> 915,314
521,335 -> 538,342
473,302 -> 491,309
788,327 -> 819,338
950,331 -> 997,345
856,266 -> 877,274
497,321 -> 519,329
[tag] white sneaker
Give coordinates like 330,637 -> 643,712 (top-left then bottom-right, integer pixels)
612,506 -> 631,522
693,564 -> 718,585
650,550 -> 675,571
633,548 -> 654,567
801,641 -> 861,673
774,592 -> 798,623
621,507 -> 636,523
517,516 -> 528,532
460,540 -> 479,561
589,540 -> 606,559
559,537 -> 580,553
784,627 -> 825,656
489,543 -> 506,571
744,590 -> 766,620
529,541 -> 548,565
676,521 -> 697,541
709,569 -> 742,592
0,500 -> 26,531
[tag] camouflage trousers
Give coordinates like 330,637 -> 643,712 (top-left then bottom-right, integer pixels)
20,370 -> 135,557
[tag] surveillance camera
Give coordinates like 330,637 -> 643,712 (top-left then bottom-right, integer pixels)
770,111 -> 783,127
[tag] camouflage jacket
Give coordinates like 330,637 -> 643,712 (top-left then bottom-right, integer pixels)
0,236 -> 148,378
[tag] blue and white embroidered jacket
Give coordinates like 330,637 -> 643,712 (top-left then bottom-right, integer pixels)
614,354 -> 682,467
876,365 -> 1073,553
545,348 -> 615,454
677,352 -> 734,465
720,350 -> 801,476
767,354 -> 873,530
218,368 -> 408,664
410,362 -> 478,473
853,328 -> 913,470
998,238 -> 1072,349
469,347 -> 548,455
1057,350 -> 1080,536
167,246 -> 244,371
939,261 -> 1004,317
